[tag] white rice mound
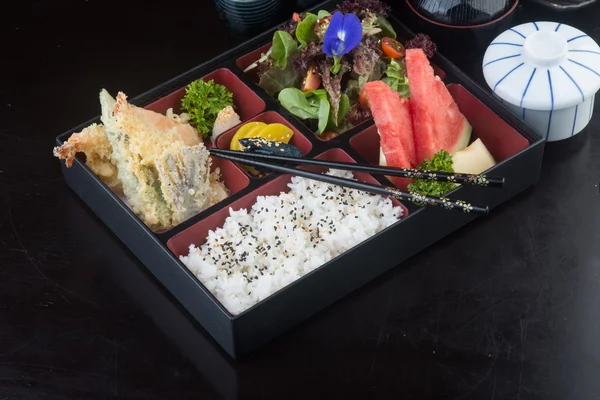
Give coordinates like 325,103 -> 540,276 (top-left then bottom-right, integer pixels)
180,169 -> 404,315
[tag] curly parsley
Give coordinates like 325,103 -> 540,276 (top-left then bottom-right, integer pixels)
407,149 -> 456,197
181,79 -> 234,138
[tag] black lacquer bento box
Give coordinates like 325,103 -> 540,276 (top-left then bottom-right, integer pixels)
55,0 -> 545,358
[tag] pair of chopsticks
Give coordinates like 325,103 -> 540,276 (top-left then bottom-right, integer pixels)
209,149 -> 504,215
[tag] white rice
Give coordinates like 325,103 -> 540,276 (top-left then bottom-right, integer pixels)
179,169 -> 403,315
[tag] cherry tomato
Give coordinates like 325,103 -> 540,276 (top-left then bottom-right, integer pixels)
301,63 -> 321,92
381,37 -> 405,59
358,88 -> 370,111
321,131 -> 339,140
292,12 -> 301,23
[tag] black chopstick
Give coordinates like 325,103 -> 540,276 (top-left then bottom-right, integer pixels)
209,149 -> 489,215
210,148 -> 504,188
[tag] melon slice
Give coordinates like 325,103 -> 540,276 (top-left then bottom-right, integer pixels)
362,81 -> 417,188
405,48 -> 472,164
452,138 -> 496,175
362,81 -> 417,169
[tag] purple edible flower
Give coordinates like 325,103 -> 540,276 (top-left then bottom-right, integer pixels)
323,11 -> 362,57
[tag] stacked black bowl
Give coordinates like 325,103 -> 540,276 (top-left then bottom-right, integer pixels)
403,0 -> 519,53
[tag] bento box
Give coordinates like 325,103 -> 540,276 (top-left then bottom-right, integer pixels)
54,0 -> 545,358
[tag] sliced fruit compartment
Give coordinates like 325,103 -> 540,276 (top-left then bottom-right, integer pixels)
166,147 -> 408,312
350,83 -> 530,188
214,111 -> 314,178
143,67 -> 266,134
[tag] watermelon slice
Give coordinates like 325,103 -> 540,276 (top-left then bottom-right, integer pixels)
361,81 -> 417,188
361,81 -> 417,168
405,48 -> 472,164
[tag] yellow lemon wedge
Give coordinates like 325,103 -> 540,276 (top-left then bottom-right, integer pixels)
255,123 -> 294,144
230,122 -> 266,150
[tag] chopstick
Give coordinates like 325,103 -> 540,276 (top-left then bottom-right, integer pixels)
210,148 -> 504,188
209,149 -> 489,215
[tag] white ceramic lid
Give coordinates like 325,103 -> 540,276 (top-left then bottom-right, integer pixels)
482,21 -> 600,111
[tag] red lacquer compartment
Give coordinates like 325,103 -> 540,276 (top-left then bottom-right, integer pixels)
143,68 -> 266,124
215,111 -> 313,178
167,147 -> 407,259
349,83 -> 530,188
210,156 -> 250,195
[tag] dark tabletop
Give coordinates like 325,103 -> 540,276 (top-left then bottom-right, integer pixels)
2,0 -> 600,399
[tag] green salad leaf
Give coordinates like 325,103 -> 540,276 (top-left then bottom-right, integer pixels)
296,13 -> 319,48
407,150 -> 456,197
326,93 -> 350,132
310,89 -> 331,134
278,88 -> 320,120
180,79 -> 233,138
271,30 -> 298,68
317,10 -> 331,19
376,16 -> 397,39
278,88 -> 331,135
258,61 -> 301,96
382,59 -> 410,98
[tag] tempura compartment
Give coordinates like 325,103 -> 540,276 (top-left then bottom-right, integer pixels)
144,67 -> 266,128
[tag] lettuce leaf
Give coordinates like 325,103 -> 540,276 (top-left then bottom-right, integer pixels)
278,88 -> 330,134
258,61 -> 301,96
271,30 -> 298,69
319,58 -> 350,127
382,59 -> 410,98
296,13 -> 319,48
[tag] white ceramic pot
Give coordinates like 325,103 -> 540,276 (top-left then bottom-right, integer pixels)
482,21 -> 600,142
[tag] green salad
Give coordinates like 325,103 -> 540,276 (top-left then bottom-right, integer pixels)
245,0 -> 436,139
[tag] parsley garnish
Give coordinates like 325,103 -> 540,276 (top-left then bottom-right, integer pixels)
407,149 -> 456,197
181,79 -> 234,138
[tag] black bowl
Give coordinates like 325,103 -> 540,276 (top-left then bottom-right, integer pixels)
402,0 -> 519,61
406,0 -> 519,27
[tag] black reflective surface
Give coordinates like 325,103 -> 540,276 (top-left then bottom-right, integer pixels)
2,0 -> 600,399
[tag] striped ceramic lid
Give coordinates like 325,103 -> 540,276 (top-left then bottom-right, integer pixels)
482,21 -> 600,111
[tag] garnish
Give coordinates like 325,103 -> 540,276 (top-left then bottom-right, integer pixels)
405,33 -> 437,58
382,59 -> 410,97
323,11 -> 362,73
407,150 -> 456,197
181,79 -> 234,139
